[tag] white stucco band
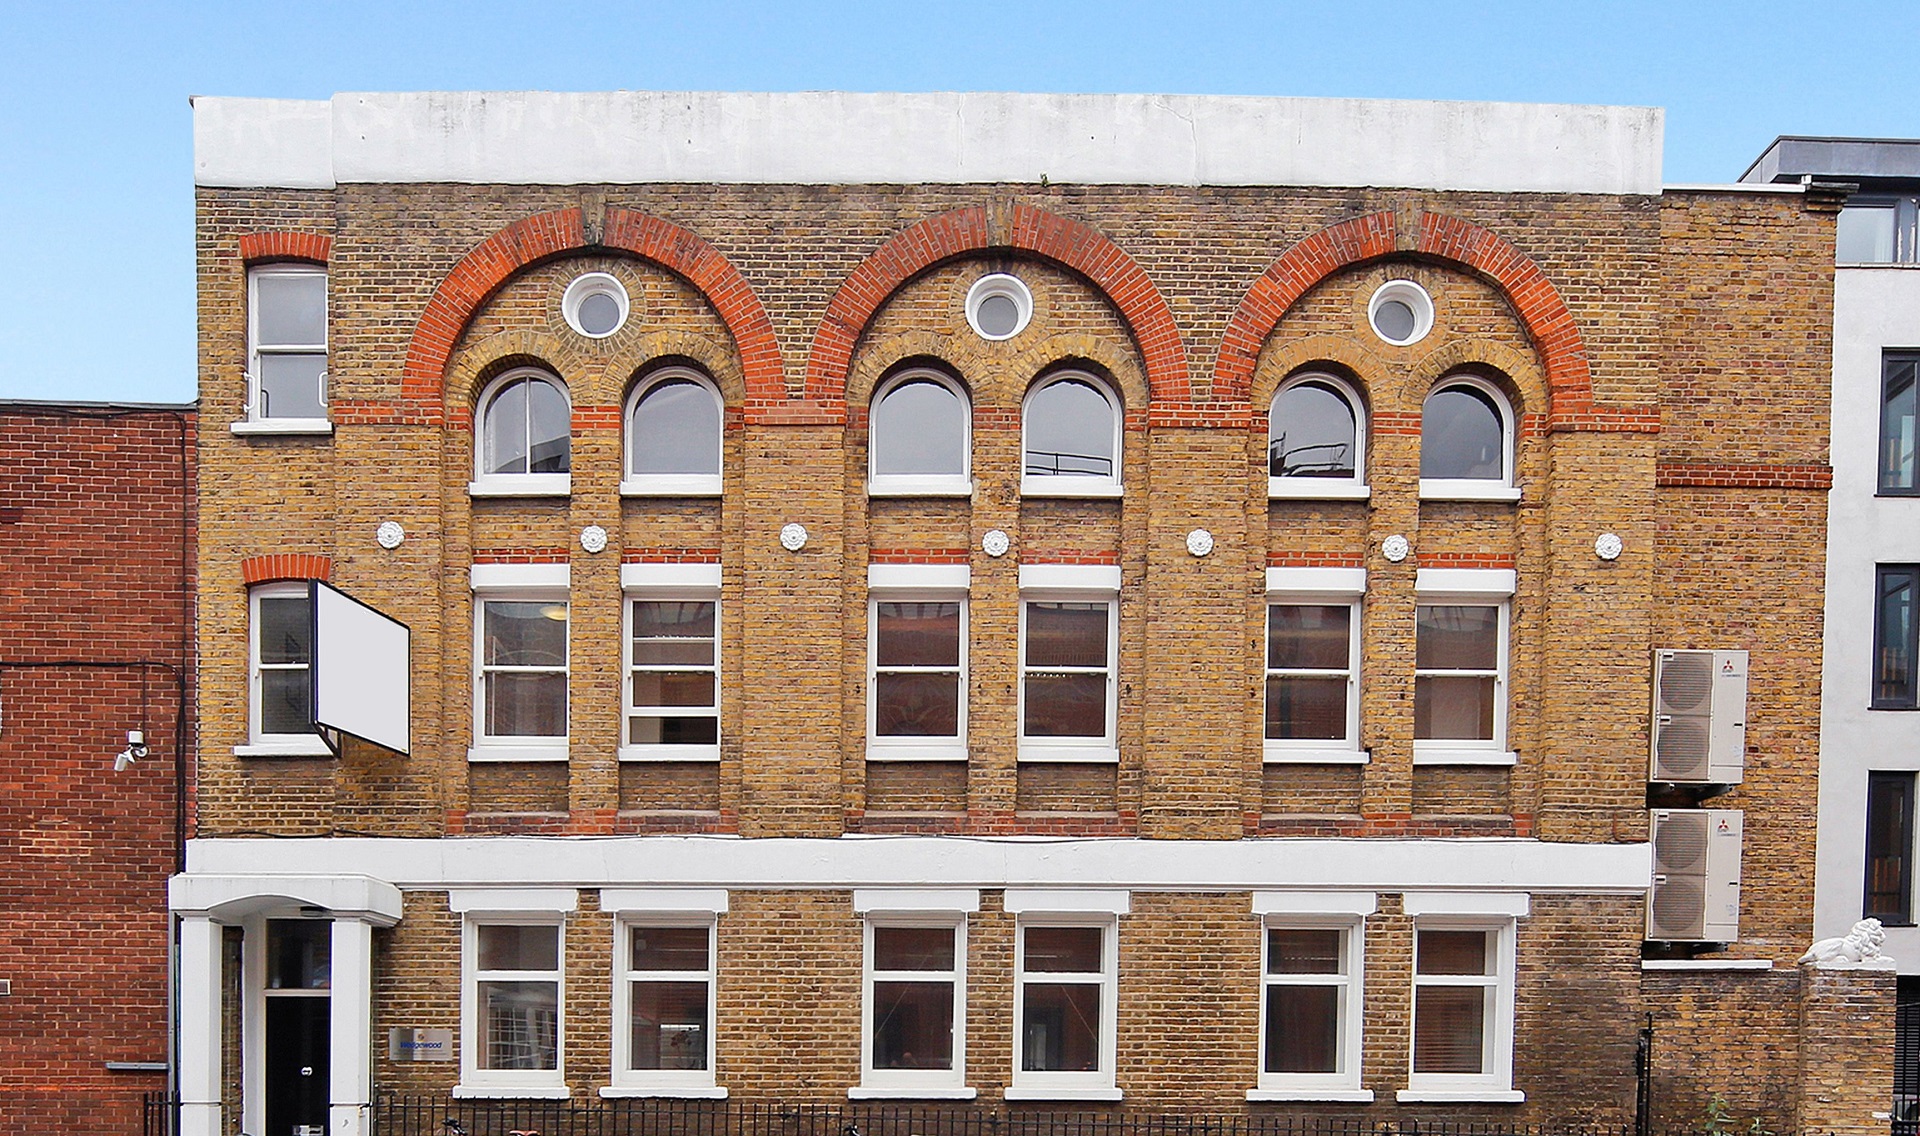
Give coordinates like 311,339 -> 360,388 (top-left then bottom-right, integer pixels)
184,835 -> 1650,895
193,91 -> 1664,195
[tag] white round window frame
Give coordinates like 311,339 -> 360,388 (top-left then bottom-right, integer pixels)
965,273 -> 1034,342
1367,280 -> 1435,347
562,272 -> 632,340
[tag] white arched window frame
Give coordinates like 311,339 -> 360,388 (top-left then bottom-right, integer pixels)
1268,373 -> 1369,501
1020,370 -> 1124,499
621,367 -> 724,497
470,367 -> 573,498
1418,375 -> 1521,503
868,368 -> 974,498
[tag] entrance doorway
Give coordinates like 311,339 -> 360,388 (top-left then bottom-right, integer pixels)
264,920 -> 331,1136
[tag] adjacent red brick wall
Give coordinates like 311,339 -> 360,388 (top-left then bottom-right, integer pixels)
0,406 -> 193,1131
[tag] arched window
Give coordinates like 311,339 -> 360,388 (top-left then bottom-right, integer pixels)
472,368 -> 572,496
1420,376 -> 1519,501
1268,373 -> 1367,499
1023,371 -> 1122,496
624,367 -> 723,496
869,369 -> 971,496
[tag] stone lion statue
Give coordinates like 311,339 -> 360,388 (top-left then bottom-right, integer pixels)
1797,918 -> 1889,967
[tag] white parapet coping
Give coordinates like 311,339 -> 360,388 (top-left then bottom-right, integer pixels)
184,834 -> 1651,895
193,91 -> 1664,195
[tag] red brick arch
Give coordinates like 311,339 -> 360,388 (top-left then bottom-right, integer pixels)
238,231 -> 332,264
241,554 -> 331,585
398,208 -> 782,416
804,204 -> 1189,404
1214,212 -> 1602,429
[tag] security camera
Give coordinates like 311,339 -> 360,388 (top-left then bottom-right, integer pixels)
115,730 -> 148,772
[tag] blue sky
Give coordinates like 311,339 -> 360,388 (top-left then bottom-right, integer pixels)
1,1 -> 1909,405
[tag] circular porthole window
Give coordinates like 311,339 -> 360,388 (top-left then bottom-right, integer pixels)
562,272 -> 630,339
1368,280 -> 1435,347
966,273 -> 1033,341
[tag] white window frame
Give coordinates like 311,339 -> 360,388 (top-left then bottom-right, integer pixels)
1264,568 -> 1367,764
621,564 -> 722,763
1418,375 -> 1520,502
1005,890 -> 1126,1102
1268,373 -> 1369,500
867,369 -> 974,498
1398,892 -> 1525,1104
453,889 -> 577,1100
867,564 -> 970,763
238,581 -> 331,757
1248,891 -> 1375,1102
234,264 -> 331,435
856,917 -> 971,1098
1412,569 -> 1516,767
1017,565 -> 1120,764
469,367 -> 573,498
469,564 -> 570,763
622,367 -> 724,497
601,890 -> 728,1098
1020,370 -> 1124,499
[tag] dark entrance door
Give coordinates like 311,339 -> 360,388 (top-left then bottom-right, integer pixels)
266,996 -> 329,1136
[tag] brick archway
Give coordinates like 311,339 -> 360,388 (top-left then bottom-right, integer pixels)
398,208 -> 783,417
238,231 -> 332,264
803,204 -> 1188,405
1214,212 -> 1602,428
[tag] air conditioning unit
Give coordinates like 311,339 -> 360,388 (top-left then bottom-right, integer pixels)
1647,808 -> 1742,942
1649,649 -> 1747,784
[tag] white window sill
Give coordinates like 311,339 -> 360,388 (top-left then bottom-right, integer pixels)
1264,746 -> 1369,765
1419,479 -> 1521,502
620,744 -> 721,763
468,744 -> 569,763
847,1085 -> 978,1100
599,1085 -> 728,1099
1396,1088 -> 1525,1104
234,738 -> 335,758
621,475 -> 722,497
1268,478 -> 1370,500
230,418 -> 333,436
1247,1088 -> 1374,1103
1018,743 -> 1120,764
1021,477 -> 1124,499
867,476 -> 974,498
1003,1086 -> 1123,1102
453,1084 -> 571,1099
469,475 -> 572,498
867,741 -> 969,763
1412,747 -> 1519,767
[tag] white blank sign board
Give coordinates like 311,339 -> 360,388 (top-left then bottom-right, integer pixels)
311,581 -> 411,754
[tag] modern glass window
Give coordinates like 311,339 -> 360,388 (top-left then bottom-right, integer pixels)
625,598 -> 719,760
1013,921 -> 1116,1093
475,597 -> 569,755
248,582 -> 317,745
870,598 -> 966,759
1420,378 -> 1516,498
1269,375 -> 1367,494
1266,603 -> 1361,753
626,368 -> 723,494
1019,597 -> 1117,762
1877,567 -> 1920,710
464,919 -> 564,1087
1022,371 -> 1121,495
1408,923 -> 1514,1094
1260,923 -> 1363,1093
1882,355 -> 1920,495
246,265 -> 328,424
1414,604 -> 1507,754
614,921 -> 716,1088
1838,197 -> 1919,265
862,921 -> 966,1093
474,369 -> 571,494
1868,772 -> 1917,925
870,370 -> 971,495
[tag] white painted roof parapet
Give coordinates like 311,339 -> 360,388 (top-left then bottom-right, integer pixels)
193,91 -> 1664,195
